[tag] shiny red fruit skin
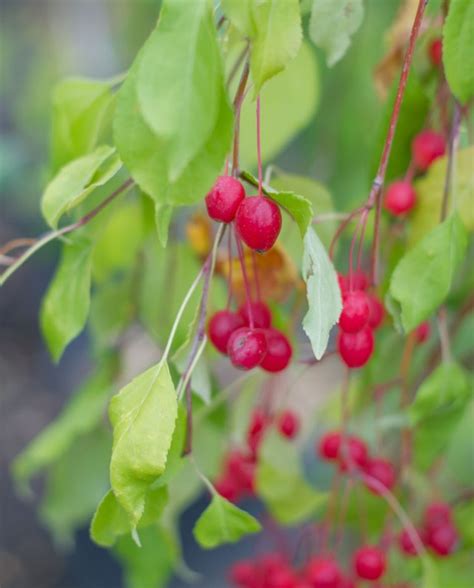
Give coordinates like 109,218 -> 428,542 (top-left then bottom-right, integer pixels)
278,410 -> 300,439
238,300 -> 272,328
318,431 -> 342,461
205,176 -> 245,223
429,38 -> 443,66
424,501 -> 453,530
305,558 -> 341,588
353,546 -> 386,581
426,523 -> 459,556
364,458 -> 396,494
398,529 -> 422,557
228,327 -> 267,370
208,310 -> 245,354
235,195 -> 282,252
384,181 -> 416,216
225,450 -> 256,493
340,290 -> 370,333
338,436 -> 369,471
260,328 -> 293,372
338,326 -> 375,368
367,294 -> 385,329
412,130 -> 446,170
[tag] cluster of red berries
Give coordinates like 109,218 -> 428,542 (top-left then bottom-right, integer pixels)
318,430 -> 396,494
336,272 -> 384,369
384,129 -> 446,217
205,175 -> 282,252
215,408 -> 300,502
398,501 -> 459,558
230,546 -> 387,588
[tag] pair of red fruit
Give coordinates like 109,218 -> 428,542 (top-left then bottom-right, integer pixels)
384,129 -> 446,216
398,501 -> 459,558
230,545 -> 386,588
215,409 -> 300,502
318,430 -> 396,494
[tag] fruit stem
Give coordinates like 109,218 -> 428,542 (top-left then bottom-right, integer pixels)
440,100 -> 462,222
234,226 -> 255,328
251,250 -> 262,301
226,228 -> 234,309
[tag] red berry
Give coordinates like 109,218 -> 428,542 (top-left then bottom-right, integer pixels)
428,38 -> 443,67
424,501 -> 453,530
208,310 -> 245,354
247,409 -> 271,455
205,176 -> 245,223
364,458 -> 396,495
338,577 -> 356,588
340,290 -> 370,333
225,450 -> 256,493
338,436 -> 369,471
277,410 -> 300,439
384,181 -> 416,216
230,560 -> 256,587
305,558 -> 341,588
353,546 -> 386,581
338,271 -> 369,293
367,294 -> 385,330
398,529 -> 422,557
426,523 -> 458,556
235,195 -> 282,252
227,327 -> 267,370
412,130 -> 446,170
266,567 -> 298,588
260,329 -> 293,373
215,475 -> 241,502
238,301 -> 272,328
318,431 -> 342,461
338,326 -> 374,368
414,321 -> 431,344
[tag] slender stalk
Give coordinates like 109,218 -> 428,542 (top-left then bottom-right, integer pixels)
232,62 -> 250,175
234,228 -> 255,328
441,101 -> 462,221
437,306 -> 452,362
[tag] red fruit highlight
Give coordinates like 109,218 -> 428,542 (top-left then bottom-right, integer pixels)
429,38 -> 443,67
305,558 -> 341,588
353,546 -> 386,581
339,290 -> 370,333
235,195 -> 282,252
367,294 -> 385,330
364,458 -> 396,494
260,328 -> 293,373
318,431 -> 342,461
277,410 -> 300,439
208,310 -> 245,354
384,181 -> 416,216
205,176 -> 245,223
238,300 -> 272,328
227,328 -> 267,370
338,326 -> 374,368
412,130 -> 446,170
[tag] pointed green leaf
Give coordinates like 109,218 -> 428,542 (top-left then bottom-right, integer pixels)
40,239 -> 93,361
443,0 -> 474,104
41,145 -> 121,228
389,213 -> 468,332
109,361 -> 178,527
221,0 -> 256,36
302,227 -> 342,359
155,203 -> 174,248
193,495 -> 261,549
309,0 -> 364,67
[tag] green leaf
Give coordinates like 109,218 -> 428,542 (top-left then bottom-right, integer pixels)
389,213 -> 468,332
12,356 -> 118,494
50,77 -> 116,172
109,361 -> 178,527
309,0 -> 364,67
155,203 -> 174,248
137,0 -> 224,181
42,145 -> 121,228
221,0 -> 255,36
239,41 -> 319,168
40,239 -> 94,361
39,427 -> 111,545
193,494 -> 261,549
443,0 -> 474,103
410,147 -> 474,247
302,226 -> 342,359
91,486 -> 168,548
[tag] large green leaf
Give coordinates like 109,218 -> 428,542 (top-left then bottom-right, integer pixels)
221,0 -> 255,36
193,494 -> 261,549
309,0 -> 364,67
91,486 -> 168,547
50,77 -> 116,172
42,145 -> 121,228
40,239 -> 94,361
443,0 -> 474,104
109,361 -> 178,527
389,213 -> 468,332
410,147 -> 474,246
137,0 -> 224,180
12,356 -> 117,494
302,227 -> 342,359
239,41 -> 319,168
